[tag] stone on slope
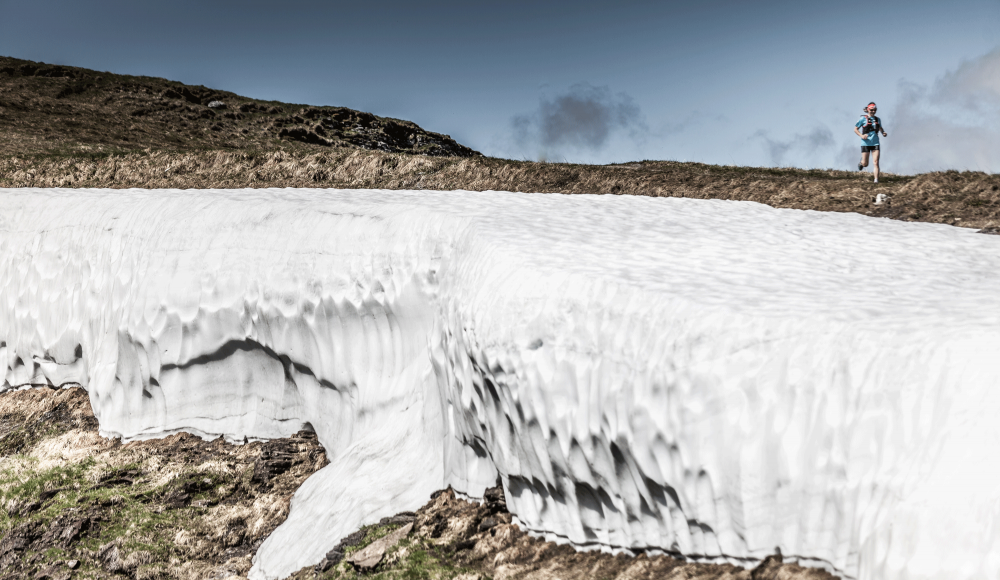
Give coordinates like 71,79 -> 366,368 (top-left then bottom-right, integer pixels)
345,523 -> 413,571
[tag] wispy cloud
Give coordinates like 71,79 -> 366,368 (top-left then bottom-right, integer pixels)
889,46 -> 1000,174
752,126 -> 835,167
511,83 -> 646,160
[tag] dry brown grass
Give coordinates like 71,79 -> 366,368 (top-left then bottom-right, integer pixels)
3,148 -> 999,230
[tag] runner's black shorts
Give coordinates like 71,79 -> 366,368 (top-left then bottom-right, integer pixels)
861,145 -> 880,152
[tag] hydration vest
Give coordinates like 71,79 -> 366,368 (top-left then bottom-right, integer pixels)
860,114 -> 881,135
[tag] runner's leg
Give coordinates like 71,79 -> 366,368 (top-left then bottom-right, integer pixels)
872,149 -> 880,181
861,150 -> 870,168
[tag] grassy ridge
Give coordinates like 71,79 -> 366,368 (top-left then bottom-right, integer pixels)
3,148 -> 998,230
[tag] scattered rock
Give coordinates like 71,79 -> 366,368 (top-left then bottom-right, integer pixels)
95,469 -> 139,488
214,566 -> 239,578
977,226 -> 1000,235
38,487 -> 69,502
455,539 -> 476,551
346,522 -> 413,571
315,548 -> 343,572
162,86 -> 203,104
252,439 -> 297,485
277,127 -> 330,147
98,541 -> 128,573
0,521 -> 42,564
207,100 -> 227,109
316,525 -> 371,571
339,530 -> 366,548
379,512 -> 417,526
33,564 -> 70,580
15,500 -> 42,516
65,559 -> 79,569
39,514 -> 92,548
483,485 -> 507,513
162,489 -> 190,507
750,551 -> 784,580
430,516 -> 449,538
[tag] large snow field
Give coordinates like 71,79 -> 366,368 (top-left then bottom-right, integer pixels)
2,187 -> 1000,580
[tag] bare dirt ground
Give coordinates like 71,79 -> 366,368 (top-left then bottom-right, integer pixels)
1,388 -> 838,580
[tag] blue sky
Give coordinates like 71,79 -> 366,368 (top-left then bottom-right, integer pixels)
2,0 -> 998,173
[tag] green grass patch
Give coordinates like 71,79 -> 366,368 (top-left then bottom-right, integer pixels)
0,453 -> 237,565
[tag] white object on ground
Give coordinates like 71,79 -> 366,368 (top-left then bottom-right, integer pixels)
2,188 -> 1000,580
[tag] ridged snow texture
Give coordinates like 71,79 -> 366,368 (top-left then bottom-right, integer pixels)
2,188 -> 1000,580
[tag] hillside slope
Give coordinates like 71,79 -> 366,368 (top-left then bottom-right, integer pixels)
1,56 -> 997,231
0,56 -> 479,157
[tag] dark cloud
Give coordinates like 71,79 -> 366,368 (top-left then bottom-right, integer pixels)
512,83 -> 646,158
752,126 -> 834,167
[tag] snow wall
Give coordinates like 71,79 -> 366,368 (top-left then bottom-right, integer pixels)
3,188 -> 1000,580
